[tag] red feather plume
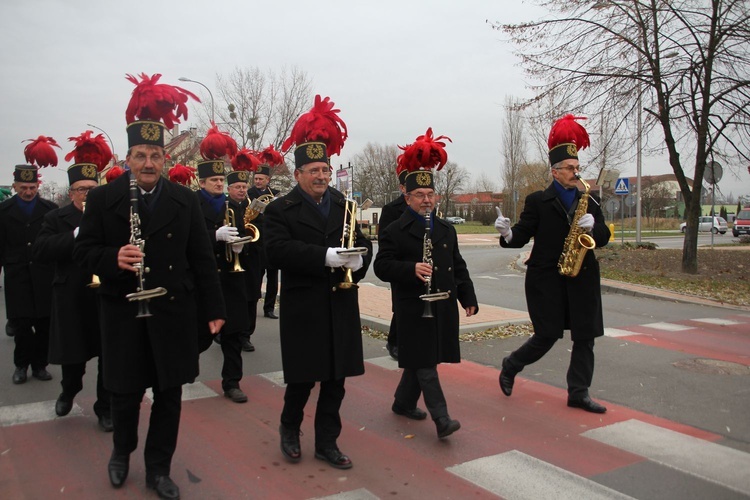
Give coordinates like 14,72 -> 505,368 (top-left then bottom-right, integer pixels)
23,135 -> 61,167
168,164 -> 196,186
547,114 -> 590,151
125,73 -> 200,128
397,128 -> 451,172
200,122 -> 238,160
281,95 -> 348,156
231,148 -> 261,172
257,144 -> 284,167
64,131 -> 113,172
104,166 -> 126,183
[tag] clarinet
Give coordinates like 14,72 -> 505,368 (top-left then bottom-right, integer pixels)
420,211 -> 450,318
125,178 -> 167,317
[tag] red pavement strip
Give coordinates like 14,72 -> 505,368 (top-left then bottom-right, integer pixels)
610,314 -> 750,366
0,359 -> 723,499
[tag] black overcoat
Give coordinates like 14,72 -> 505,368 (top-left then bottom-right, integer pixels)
73,174 -> 225,393
374,210 -> 478,369
248,185 -> 280,268
264,185 -> 372,384
229,197 -> 262,301
378,195 -> 407,235
0,195 -> 57,319
500,183 -> 610,341
198,193 -> 249,335
33,203 -> 100,364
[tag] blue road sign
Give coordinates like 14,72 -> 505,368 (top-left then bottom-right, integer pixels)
614,177 -> 630,195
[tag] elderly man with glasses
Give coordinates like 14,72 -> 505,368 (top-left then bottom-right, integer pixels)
494,115 -> 611,414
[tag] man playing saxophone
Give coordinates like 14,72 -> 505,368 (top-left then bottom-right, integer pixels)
495,115 -> 610,414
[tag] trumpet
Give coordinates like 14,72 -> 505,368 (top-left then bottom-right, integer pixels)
125,178 -> 167,318
82,200 -> 100,288
337,191 -> 369,290
420,211 -> 450,318
243,193 -> 275,226
225,201 -> 259,273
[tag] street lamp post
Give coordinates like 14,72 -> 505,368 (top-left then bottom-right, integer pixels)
178,77 -> 215,122
86,123 -> 115,157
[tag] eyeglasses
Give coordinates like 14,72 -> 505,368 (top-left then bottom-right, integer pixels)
554,165 -> 581,173
130,153 -> 165,164
299,167 -> 332,176
70,186 -> 95,194
408,192 -> 436,201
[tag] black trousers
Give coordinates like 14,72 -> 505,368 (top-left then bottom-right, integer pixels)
259,265 -> 278,314
12,317 -> 50,370
240,301 -> 258,341
111,386 -> 182,477
60,356 -> 111,417
220,332 -> 243,391
505,335 -> 595,399
394,366 -> 448,421
281,379 -> 345,449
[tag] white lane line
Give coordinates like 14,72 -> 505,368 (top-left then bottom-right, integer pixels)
641,322 -> 695,332
312,488 -> 379,500
447,450 -> 635,500
583,419 -> 750,495
604,327 -> 643,338
258,370 -> 286,387
0,401 -> 83,427
690,318 -> 742,326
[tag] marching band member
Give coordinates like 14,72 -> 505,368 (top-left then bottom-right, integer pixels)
374,128 -> 477,439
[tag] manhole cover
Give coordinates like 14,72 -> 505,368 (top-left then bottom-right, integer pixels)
673,358 -> 750,375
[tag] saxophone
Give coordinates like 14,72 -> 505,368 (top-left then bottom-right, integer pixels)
557,174 -> 596,278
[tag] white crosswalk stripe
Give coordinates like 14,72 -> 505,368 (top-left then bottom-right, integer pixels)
690,317 -> 742,326
312,488 -> 379,500
641,322 -> 695,331
604,327 -> 643,338
0,400 -> 83,427
583,419 -> 750,495
448,450 -> 636,500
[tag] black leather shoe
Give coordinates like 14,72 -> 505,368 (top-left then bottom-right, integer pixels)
314,447 -> 353,469
386,343 -> 398,360
32,368 -> 53,381
567,396 -> 607,414
98,414 -> 114,432
279,424 -> 301,463
499,357 -> 516,397
435,417 -> 461,439
107,451 -> 129,488
12,366 -> 27,384
55,394 -> 74,416
146,474 -> 180,499
241,339 -> 255,352
392,403 -> 427,420
224,388 -> 248,403
264,311 -> 279,319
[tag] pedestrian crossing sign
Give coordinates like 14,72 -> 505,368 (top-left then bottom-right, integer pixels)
614,178 -> 629,195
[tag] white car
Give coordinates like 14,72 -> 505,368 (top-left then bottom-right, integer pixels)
680,216 -> 727,234
445,216 -> 465,224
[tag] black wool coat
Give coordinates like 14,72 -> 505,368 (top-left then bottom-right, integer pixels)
73,175 -> 225,393
264,185 -> 372,384
229,197 -> 262,302
198,193 -> 249,335
500,183 -> 610,341
33,203 -> 101,364
0,195 -> 57,319
374,210 -> 478,369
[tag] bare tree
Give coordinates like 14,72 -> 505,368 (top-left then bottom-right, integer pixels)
470,172 -> 498,193
434,162 -> 468,217
493,0 -> 750,273
640,178 -> 674,222
350,143 -> 400,207
501,96 -> 527,220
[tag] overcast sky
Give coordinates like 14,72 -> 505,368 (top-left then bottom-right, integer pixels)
1,0 -> 746,200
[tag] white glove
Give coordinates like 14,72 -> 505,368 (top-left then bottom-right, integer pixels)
73,227 -> 80,238
325,247 -> 349,268
216,225 -> 239,242
343,254 -> 364,272
577,213 -> 595,232
494,207 -> 512,242
231,241 -> 245,253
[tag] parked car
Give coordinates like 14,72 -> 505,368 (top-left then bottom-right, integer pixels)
445,216 -> 465,224
679,216 -> 727,234
733,208 -> 750,237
